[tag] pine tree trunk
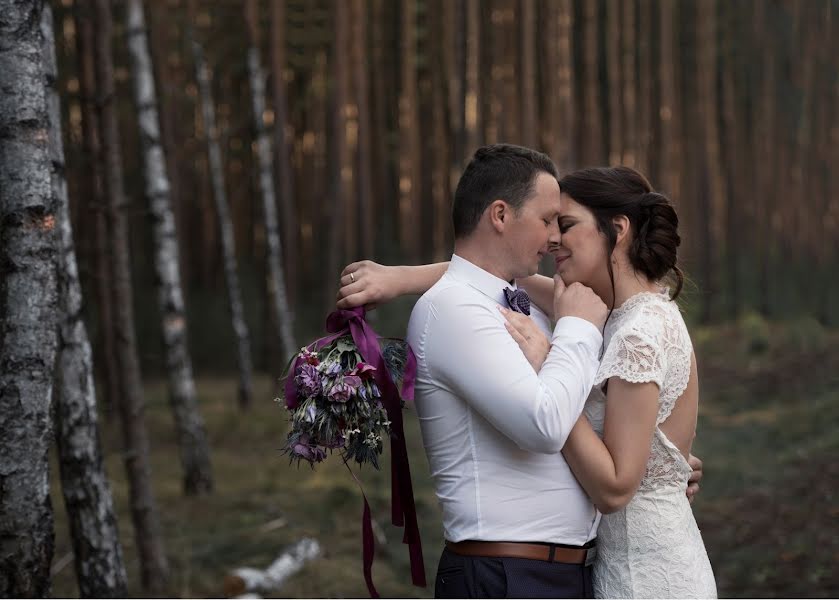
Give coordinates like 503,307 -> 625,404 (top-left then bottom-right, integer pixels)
398,0 -> 421,261
519,0 -> 537,148
0,1 -> 57,595
74,0 -> 119,422
544,0 -> 575,171
93,0 -> 170,591
430,0 -> 450,261
188,7 -> 255,411
125,0 -> 214,496
658,0 -> 680,197
581,0 -> 603,165
270,0 -> 299,305
606,0 -> 623,165
637,0 -> 653,175
443,0 -> 464,185
352,0 -> 374,259
697,0 -> 725,322
44,5 -> 129,595
245,0 -> 296,360
326,2 -> 350,310
621,0 -> 636,167
464,0 -> 481,159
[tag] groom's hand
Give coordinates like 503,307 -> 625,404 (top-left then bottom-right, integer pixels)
554,275 -> 608,331
687,453 -> 703,503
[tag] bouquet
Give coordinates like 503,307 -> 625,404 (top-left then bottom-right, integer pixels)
282,335 -> 411,469
279,307 -> 425,598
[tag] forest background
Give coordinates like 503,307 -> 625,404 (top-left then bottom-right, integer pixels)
1,0 -> 837,597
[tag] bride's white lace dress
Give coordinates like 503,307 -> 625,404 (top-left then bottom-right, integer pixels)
583,290 -> 717,599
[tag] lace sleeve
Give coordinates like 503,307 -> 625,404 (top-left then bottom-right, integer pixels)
594,325 -> 665,390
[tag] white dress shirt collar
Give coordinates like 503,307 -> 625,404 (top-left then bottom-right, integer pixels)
448,253 -> 519,307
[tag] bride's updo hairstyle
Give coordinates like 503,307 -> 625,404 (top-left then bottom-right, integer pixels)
558,166 -> 684,300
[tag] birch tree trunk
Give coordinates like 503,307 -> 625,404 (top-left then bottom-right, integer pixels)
45,3 -> 128,595
0,1 -> 57,595
93,0 -> 169,591
244,0 -> 296,360
124,0 -> 213,495
188,6 -> 255,411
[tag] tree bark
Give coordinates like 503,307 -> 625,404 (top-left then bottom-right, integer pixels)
74,0 -> 118,422
658,0 -> 680,197
44,4 -> 129,595
398,0 -> 421,261
621,0 -> 637,167
125,0 -> 214,496
270,0 -> 299,305
519,0 -> 537,148
0,1 -> 57,595
188,3 -> 255,410
606,0 -> 623,165
637,0 -> 653,175
93,0 -> 170,591
464,0 -> 481,159
352,0 -> 374,260
244,0 -> 296,360
581,0 -> 603,165
697,0 -> 725,322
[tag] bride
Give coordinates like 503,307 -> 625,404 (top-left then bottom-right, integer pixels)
335,166 -> 716,598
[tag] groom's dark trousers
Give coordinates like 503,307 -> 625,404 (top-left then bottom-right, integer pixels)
435,540 -> 596,599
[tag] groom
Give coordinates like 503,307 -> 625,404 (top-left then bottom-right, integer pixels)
407,144 -> 609,598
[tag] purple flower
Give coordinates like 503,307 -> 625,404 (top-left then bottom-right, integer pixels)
328,380 -> 355,403
305,404 -> 317,423
344,375 -> 362,389
296,363 -> 322,398
352,363 -> 377,379
290,433 -> 327,463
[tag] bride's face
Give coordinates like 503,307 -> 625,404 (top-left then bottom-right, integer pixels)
552,194 -> 611,289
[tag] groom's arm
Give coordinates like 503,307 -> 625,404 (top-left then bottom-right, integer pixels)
425,287 -> 602,454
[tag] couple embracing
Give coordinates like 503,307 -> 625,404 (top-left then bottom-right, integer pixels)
337,144 -> 716,599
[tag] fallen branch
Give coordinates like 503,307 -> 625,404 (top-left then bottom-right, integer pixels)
223,538 -> 320,598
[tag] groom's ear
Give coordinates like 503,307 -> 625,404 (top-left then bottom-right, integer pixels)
488,200 -> 508,233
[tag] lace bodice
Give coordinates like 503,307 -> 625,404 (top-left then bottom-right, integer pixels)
584,289 -> 694,490
583,290 -> 717,598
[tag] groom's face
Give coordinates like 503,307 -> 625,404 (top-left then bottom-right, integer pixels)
505,172 -> 562,278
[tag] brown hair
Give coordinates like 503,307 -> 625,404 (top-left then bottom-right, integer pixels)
558,166 -> 684,302
453,144 -> 559,238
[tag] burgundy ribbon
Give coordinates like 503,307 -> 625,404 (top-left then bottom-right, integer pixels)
285,306 -> 426,597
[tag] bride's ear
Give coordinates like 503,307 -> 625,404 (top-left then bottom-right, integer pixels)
612,215 -> 631,247
488,200 -> 508,233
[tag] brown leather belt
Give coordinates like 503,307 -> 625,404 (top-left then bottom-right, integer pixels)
445,540 -> 597,565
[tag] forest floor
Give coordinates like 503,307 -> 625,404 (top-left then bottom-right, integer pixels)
49,314 -> 839,598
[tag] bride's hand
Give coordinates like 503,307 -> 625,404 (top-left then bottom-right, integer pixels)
499,306 -> 550,372
336,260 -> 404,310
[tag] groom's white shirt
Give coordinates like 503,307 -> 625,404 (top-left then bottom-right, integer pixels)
407,254 -> 602,545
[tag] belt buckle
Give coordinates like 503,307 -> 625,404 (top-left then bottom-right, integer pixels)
584,545 -> 597,567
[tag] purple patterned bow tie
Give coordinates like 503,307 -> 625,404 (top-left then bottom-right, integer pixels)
504,287 -> 531,316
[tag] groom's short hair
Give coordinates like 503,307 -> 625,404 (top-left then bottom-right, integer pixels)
452,143 -> 559,239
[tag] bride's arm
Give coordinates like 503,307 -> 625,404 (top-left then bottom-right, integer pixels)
518,274 -> 556,321
336,260 -> 449,309
561,380 -> 659,513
